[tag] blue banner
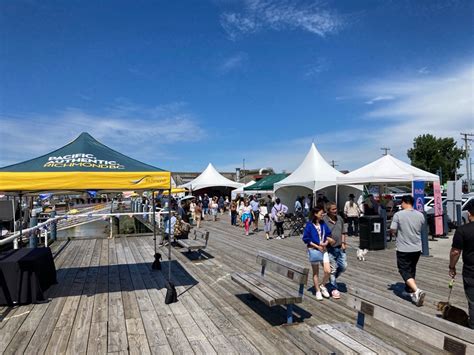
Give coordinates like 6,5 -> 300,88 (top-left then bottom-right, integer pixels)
413,180 -> 425,212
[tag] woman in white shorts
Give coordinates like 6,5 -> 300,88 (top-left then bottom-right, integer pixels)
302,206 -> 333,300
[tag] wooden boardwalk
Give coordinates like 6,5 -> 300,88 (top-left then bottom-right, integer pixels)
1,215 -> 471,354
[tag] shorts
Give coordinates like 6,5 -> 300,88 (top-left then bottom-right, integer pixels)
253,211 -> 260,220
308,249 -> 329,264
396,251 -> 421,282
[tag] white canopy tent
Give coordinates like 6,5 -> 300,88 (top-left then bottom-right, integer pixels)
336,154 -> 440,185
274,143 -> 361,211
180,163 -> 244,191
231,180 -> 256,199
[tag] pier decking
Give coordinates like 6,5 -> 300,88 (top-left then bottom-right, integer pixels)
0,216 -> 471,354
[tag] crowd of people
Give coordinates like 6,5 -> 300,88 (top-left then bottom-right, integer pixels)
155,190 -> 473,327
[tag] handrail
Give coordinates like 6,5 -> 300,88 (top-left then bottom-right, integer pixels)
0,209 -> 169,245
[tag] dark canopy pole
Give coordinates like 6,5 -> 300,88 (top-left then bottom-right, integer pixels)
152,190 -> 156,254
17,193 -> 23,249
168,186 -> 172,281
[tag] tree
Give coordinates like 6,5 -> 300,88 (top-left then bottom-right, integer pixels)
407,134 -> 465,183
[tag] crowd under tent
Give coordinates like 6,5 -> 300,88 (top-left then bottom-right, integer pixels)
273,143 -> 361,212
336,154 -> 440,185
180,163 -> 243,197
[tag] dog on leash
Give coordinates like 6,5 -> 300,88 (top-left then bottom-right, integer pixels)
437,301 -> 469,327
357,249 -> 368,261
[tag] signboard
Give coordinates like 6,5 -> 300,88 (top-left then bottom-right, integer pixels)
446,180 -> 462,224
413,181 -> 425,213
433,181 -> 443,235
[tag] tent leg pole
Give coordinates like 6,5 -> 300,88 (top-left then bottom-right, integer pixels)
15,193 -> 22,249
168,187 -> 172,281
152,190 -> 156,254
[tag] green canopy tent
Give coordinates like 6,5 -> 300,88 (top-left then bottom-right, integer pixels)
244,173 -> 289,193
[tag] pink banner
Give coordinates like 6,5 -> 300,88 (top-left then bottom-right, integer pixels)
433,181 -> 443,235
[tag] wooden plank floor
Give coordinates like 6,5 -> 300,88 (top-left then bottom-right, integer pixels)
1,215 -> 470,354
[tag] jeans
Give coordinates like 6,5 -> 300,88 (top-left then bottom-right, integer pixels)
203,207 -> 209,215
464,276 -> 474,329
346,217 -> 359,236
275,221 -> 284,236
328,247 -> 347,289
231,212 -> 237,225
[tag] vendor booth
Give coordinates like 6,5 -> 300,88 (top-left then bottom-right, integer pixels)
336,154 -> 440,252
244,173 -> 288,195
180,163 -> 243,196
274,143 -> 361,212
0,132 -> 174,305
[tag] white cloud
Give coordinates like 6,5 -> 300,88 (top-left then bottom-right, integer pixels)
418,66 -> 430,75
220,0 -> 344,40
304,57 -> 328,78
362,65 -> 473,128
219,62 -> 474,174
218,52 -> 248,73
365,95 -> 395,105
0,102 -> 206,167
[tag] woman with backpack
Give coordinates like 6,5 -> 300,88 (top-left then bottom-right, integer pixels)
271,198 -> 288,239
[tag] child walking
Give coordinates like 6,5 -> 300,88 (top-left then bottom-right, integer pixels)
263,214 -> 272,240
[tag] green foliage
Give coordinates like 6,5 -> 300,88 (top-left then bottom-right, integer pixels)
407,134 -> 466,183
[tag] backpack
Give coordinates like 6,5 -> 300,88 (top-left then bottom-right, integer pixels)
273,205 -> 286,222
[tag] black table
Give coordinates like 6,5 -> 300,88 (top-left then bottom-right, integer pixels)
0,247 -> 57,306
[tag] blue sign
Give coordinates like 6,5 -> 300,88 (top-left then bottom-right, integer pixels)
413,180 -> 425,212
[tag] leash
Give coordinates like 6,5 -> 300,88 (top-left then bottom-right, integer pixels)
447,278 -> 455,304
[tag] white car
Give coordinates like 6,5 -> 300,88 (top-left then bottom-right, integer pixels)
461,194 -> 474,225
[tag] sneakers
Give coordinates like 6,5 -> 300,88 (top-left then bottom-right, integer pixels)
319,284 -> 330,298
331,289 -> 341,299
411,289 -> 425,307
275,236 -> 282,240
315,291 -> 323,301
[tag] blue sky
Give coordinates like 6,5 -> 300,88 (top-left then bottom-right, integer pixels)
1,0 -> 473,174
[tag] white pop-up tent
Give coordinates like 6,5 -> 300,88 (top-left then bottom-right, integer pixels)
336,154 -> 439,185
274,143 -> 361,211
231,180 -> 256,199
180,163 -> 244,191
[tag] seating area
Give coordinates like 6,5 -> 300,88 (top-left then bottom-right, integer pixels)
176,229 -> 210,259
231,251 -> 309,324
0,216 -> 471,354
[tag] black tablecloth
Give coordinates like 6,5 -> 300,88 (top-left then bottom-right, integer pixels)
0,247 -> 57,306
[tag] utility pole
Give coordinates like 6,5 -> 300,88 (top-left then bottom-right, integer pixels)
330,160 -> 338,168
461,132 -> 473,192
381,147 -> 390,156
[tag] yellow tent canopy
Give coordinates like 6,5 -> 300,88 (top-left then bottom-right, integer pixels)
0,132 -> 171,192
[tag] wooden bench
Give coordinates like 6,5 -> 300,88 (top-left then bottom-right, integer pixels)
311,322 -> 406,354
231,251 -> 309,324
176,229 -> 210,259
346,287 -> 474,354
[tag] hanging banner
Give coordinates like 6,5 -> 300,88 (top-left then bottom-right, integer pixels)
433,181 -> 443,235
413,180 -> 425,213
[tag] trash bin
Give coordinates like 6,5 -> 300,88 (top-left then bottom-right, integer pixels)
427,213 -> 447,237
359,216 -> 384,250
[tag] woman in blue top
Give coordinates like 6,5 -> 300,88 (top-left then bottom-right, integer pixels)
302,206 -> 333,300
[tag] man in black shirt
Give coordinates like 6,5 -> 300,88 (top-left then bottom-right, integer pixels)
450,201 -> 474,329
